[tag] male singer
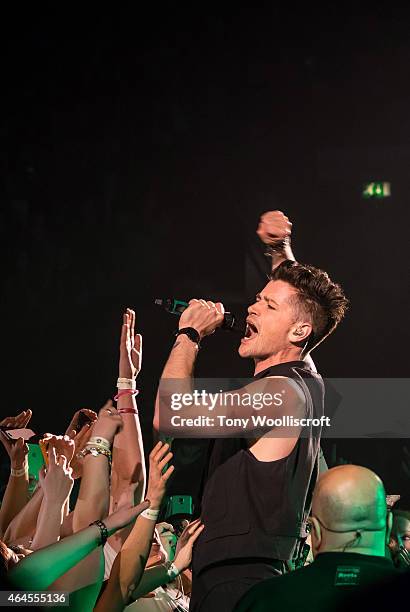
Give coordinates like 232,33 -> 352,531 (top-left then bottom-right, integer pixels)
154,212 -> 348,611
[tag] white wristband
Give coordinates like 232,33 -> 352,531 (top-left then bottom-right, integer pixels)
166,562 -> 180,580
88,436 -> 111,450
141,508 -> 160,521
117,377 -> 136,390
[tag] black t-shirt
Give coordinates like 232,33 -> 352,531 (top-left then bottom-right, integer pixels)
193,361 -> 325,573
234,552 -> 397,612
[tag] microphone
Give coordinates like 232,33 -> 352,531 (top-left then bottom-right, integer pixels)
154,298 -> 242,333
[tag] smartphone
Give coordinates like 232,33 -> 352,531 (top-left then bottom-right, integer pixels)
0,426 -> 36,442
76,411 -> 94,433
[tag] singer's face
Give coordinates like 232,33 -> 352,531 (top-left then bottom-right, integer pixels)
238,280 -> 298,360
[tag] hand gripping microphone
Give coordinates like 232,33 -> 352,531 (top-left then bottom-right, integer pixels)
154,298 -> 242,333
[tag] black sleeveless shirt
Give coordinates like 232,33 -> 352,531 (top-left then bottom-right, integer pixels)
192,360 -> 324,574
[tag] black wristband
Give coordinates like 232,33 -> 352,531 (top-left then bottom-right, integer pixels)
175,327 -> 201,346
90,519 -> 109,545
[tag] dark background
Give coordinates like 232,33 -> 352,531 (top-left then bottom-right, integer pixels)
1,6 -> 409,504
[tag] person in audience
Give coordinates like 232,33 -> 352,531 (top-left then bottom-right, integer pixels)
0,410 -> 32,539
234,465 -> 397,612
124,520 -> 200,610
389,509 -> 410,568
95,441 -> 179,611
103,309 -> 147,580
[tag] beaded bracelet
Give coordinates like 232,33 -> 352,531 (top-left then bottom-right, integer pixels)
11,466 -> 28,478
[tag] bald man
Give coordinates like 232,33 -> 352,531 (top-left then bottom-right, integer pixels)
234,465 -> 397,612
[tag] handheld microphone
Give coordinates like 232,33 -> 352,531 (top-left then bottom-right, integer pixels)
154,298 -> 242,333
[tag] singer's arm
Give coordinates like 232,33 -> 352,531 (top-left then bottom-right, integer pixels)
256,210 -> 295,272
257,211 -> 317,373
153,334 -> 197,433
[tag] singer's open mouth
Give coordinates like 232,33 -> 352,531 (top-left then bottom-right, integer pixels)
242,321 -> 258,342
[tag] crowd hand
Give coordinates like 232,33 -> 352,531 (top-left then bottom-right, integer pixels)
178,300 -> 225,340
119,308 -> 142,380
65,409 -> 97,479
40,434 -> 75,465
145,539 -> 167,568
65,408 -> 97,437
157,521 -> 176,559
145,442 -> 174,510
90,400 -> 123,445
0,433 -> 29,470
256,210 -> 292,247
38,447 -> 74,503
67,424 -> 94,479
0,409 -> 32,429
173,518 -> 204,573
103,500 -> 150,537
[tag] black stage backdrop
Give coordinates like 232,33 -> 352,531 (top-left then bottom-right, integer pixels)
1,6 -> 410,507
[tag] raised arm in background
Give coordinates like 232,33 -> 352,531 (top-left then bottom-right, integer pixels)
109,309 -> 146,554
31,440 -> 74,550
0,436 -> 29,539
129,518 -> 203,601
95,441 -> 174,612
0,410 -> 32,538
48,403 -> 123,609
73,402 -> 122,531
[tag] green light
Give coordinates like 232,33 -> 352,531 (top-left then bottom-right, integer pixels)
362,182 -> 391,199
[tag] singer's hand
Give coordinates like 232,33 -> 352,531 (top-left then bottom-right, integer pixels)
179,300 -> 225,339
257,211 -> 292,247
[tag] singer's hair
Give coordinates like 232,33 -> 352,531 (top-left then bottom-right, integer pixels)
270,260 -> 348,354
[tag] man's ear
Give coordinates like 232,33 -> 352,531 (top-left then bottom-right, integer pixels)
310,516 -> 322,557
289,322 -> 312,345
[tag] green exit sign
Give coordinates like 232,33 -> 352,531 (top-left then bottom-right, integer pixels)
362,182 -> 391,199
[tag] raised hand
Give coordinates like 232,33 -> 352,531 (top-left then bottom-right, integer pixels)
68,424 -> 94,479
39,447 -> 74,503
256,210 -> 292,247
40,435 -> 75,465
0,433 -> 29,470
91,401 -> 123,444
173,518 -> 204,572
119,308 -> 142,380
0,410 -> 32,429
145,442 -> 175,509
65,409 -> 97,437
103,500 -> 150,537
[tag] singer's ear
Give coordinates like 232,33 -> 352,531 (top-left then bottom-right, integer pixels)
289,322 -> 312,344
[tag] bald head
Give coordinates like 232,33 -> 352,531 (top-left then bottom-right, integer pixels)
312,465 -> 387,532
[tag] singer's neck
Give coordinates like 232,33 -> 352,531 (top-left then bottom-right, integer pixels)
253,348 -> 303,375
